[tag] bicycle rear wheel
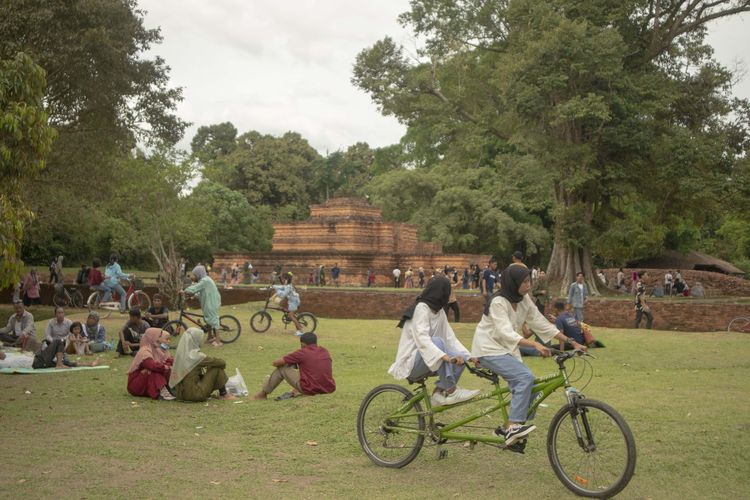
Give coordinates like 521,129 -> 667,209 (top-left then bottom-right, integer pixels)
727,317 -> 750,333
217,315 -> 241,343
547,399 -> 636,498
128,290 -> 151,311
357,384 -> 425,468
86,292 -> 112,320
297,312 -> 317,333
250,311 -> 272,332
163,320 -> 188,337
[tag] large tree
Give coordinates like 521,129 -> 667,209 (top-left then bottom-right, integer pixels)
353,0 -> 750,291
1,0 -> 188,265
0,52 -> 56,287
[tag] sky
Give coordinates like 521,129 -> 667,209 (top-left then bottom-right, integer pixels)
139,1 -> 750,155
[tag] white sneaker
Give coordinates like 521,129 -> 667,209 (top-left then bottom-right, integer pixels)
430,391 -> 447,407
295,331 -> 304,337
438,387 -> 480,406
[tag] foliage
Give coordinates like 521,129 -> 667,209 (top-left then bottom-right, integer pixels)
353,0 -> 750,279
0,52 -> 55,287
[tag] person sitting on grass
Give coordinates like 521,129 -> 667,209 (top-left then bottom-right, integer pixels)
65,321 -> 92,356
33,337 -> 100,369
144,294 -> 170,329
251,332 -> 336,401
471,265 -> 586,448
45,306 -> 72,344
181,265 -> 222,347
116,308 -> 150,356
272,272 -> 305,336
389,275 -> 479,407
83,312 -> 109,353
550,301 -> 604,349
169,328 -> 236,402
0,300 -> 37,352
127,328 -> 174,400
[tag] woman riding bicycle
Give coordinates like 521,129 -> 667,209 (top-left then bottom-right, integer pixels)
471,265 -> 586,447
272,272 -> 305,336
103,254 -> 132,313
181,265 -> 223,347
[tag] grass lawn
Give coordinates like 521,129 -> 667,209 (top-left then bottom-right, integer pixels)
1,303 -> 749,499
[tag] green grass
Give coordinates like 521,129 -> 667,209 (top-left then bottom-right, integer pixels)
1,303 -> 749,499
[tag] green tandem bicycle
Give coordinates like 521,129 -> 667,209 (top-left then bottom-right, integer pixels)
356,349 -> 636,498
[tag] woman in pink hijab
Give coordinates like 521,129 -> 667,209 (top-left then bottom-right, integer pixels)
127,328 -> 174,400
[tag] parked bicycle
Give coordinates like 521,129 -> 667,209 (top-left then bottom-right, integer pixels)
52,284 -> 85,308
357,349 -> 636,498
727,316 -> 750,333
163,294 -> 241,344
249,287 -> 317,334
86,277 -> 151,319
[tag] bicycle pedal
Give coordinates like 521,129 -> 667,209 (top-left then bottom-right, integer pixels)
437,448 -> 448,460
505,439 -> 527,454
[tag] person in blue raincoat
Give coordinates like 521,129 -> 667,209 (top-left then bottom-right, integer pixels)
182,265 -> 222,346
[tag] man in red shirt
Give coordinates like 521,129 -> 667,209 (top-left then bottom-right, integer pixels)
251,332 -> 336,400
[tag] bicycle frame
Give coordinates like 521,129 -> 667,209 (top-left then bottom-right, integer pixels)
95,280 -> 137,308
384,364 -> 572,445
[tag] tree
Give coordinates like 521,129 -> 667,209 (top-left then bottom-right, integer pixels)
353,0 -> 750,293
200,129 -> 322,220
0,52 -> 56,287
184,181 -> 274,253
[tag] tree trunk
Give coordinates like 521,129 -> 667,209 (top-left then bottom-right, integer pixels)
148,229 -> 183,308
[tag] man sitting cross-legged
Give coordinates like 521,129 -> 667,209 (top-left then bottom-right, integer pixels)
251,332 -> 336,401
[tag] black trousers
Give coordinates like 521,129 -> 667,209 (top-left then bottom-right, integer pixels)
444,301 -> 460,322
33,339 -> 76,368
634,309 -> 653,329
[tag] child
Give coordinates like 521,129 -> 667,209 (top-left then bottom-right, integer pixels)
144,294 -> 170,329
65,321 -> 92,356
272,272 -> 305,336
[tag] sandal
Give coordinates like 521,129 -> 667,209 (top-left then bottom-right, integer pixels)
274,391 -> 296,401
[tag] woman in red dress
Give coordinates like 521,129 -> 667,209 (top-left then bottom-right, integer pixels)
127,328 -> 174,400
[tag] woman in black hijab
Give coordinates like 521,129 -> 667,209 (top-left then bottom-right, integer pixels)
471,265 -> 586,448
389,275 -> 479,407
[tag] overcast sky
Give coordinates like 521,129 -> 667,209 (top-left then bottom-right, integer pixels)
139,1 -> 750,155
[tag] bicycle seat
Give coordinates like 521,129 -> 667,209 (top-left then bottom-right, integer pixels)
407,371 -> 438,385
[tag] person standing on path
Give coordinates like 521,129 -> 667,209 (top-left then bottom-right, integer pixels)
566,272 -> 588,322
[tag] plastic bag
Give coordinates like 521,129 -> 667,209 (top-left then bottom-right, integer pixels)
226,368 -> 249,396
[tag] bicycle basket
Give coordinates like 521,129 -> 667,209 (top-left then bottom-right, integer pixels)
133,278 -> 145,290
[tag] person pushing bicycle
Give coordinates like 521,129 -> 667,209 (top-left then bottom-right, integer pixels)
471,265 -> 586,448
180,265 -> 223,347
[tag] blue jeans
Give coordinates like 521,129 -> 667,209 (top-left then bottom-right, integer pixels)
573,307 -> 584,322
408,337 -> 466,391
479,354 -> 535,423
102,282 -> 127,311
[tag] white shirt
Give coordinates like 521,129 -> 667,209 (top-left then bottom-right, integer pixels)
471,294 -> 559,362
388,302 -> 470,380
665,273 -> 673,284
393,268 -> 401,278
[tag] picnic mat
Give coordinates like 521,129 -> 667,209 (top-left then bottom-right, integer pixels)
0,365 -> 110,374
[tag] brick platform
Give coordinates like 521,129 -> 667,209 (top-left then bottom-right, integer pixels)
5,284 -> 745,332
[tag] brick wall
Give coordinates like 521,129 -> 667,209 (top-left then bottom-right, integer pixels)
599,268 -> 750,297
3,284 -> 747,332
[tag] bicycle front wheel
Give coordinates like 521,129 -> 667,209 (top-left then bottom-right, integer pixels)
250,311 -> 272,332
128,290 -> 151,311
727,317 -> 750,333
217,315 -> 241,343
547,399 -> 636,498
297,312 -> 317,333
357,384 -> 425,468
53,292 -> 70,308
71,290 -> 84,308
163,320 -> 188,337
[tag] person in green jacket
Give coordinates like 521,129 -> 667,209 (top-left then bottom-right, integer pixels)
182,265 -> 223,347
169,328 -> 235,401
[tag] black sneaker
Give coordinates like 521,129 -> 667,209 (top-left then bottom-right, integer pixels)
505,424 -> 536,446
493,426 -> 507,438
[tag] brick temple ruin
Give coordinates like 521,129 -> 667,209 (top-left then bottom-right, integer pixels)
212,197 -> 490,286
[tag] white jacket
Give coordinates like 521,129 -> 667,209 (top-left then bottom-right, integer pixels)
388,302 -> 470,380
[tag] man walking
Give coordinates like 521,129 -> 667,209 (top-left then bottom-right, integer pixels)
566,272 -> 589,322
